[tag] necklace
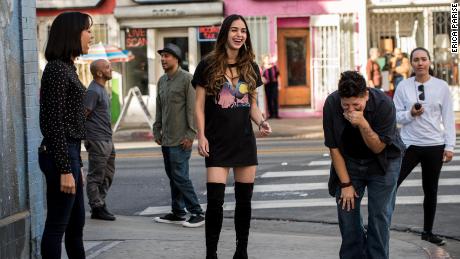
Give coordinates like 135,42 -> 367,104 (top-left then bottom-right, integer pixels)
226,66 -> 239,80
225,73 -> 239,80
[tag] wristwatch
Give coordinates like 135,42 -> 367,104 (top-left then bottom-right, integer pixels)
339,181 -> 353,188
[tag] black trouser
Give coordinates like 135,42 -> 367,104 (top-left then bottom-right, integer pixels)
397,145 -> 444,233
39,141 -> 85,259
264,82 -> 279,118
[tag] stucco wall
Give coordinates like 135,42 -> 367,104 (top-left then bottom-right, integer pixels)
224,0 -> 360,17
0,0 -> 43,258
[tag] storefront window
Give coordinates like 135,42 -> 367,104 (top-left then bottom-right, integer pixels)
197,25 -> 219,60
199,42 -> 214,59
93,24 -> 108,44
125,28 -> 148,95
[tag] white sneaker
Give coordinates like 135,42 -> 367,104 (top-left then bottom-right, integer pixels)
182,214 -> 205,228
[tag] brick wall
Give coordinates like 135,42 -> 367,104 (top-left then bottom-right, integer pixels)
0,0 -> 43,258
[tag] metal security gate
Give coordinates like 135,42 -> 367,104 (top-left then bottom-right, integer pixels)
310,14 -> 357,110
310,15 -> 340,110
368,12 -> 424,55
245,16 -> 270,63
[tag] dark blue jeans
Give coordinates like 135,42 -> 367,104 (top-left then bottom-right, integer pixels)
39,141 -> 85,259
162,146 -> 203,216
335,155 -> 401,259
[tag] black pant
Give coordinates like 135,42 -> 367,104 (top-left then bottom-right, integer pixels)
397,145 -> 444,233
39,141 -> 85,259
264,82 -> 279,118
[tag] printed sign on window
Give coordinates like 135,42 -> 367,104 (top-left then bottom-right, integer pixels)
198,26 -> 220,42
126,29 -> 147,48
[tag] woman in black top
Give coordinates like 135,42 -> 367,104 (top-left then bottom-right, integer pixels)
39,12 -> 92,259
192,14 -> 271,259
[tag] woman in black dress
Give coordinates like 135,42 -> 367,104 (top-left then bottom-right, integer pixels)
39,12 -> 92,259
192,14 -> 272,259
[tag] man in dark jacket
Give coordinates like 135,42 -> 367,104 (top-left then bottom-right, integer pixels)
322,71 -> 405,259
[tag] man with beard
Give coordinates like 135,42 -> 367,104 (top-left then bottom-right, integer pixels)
84,59 -> 116,221
153,43 -> 205,227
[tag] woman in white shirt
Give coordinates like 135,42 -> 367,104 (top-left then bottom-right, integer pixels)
393,47 -> 455,246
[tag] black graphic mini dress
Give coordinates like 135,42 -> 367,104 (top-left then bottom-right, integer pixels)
192,60 -> 263,168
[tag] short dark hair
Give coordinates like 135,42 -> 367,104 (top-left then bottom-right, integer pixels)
338,71 -> 367,98
45,12 -> 93,63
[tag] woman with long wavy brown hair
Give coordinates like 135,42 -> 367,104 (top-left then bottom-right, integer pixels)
192,14 -> 272,259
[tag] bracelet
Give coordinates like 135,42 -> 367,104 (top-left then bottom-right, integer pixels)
339,182 -> 353,188
258,119 -> 266,127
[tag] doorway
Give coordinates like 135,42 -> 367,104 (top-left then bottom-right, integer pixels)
277,28 -> 311,106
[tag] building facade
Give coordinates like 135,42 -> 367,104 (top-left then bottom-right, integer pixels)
36,0 -> 126,122
367,0 -> 460,109
0,0 -> 43,258
114,0 -> 224,109
224,0 -> 368,111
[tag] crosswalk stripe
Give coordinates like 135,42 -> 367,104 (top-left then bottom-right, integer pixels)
261,165 -> 460,178
309,156 -> 460,165
224,178 -> 460,194
139,195 -> 460,216
261,169 -> 329,178
308,160 -> 331,166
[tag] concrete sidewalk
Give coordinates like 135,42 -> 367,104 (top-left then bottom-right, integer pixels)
81,216 -> 453,259
112,110 -> 460,146
112,116 -> 324,144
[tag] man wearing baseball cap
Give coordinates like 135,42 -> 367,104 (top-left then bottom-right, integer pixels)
153,43 -> 205,227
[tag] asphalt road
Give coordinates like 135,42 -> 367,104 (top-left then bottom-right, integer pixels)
82,137 -> 460,256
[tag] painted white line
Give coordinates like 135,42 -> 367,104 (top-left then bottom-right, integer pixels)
402,178 -> 460,187
224,178 -> 460,194
87,241 -> 123,259
309,156 -> 460,165
308,160 -> 331,166
228,182 -> 327,193
261,169 -> 329,178
139,195 -> 460,216
62,242 -> 102,259
139,205 -> 172,216
261,165 -> 460,178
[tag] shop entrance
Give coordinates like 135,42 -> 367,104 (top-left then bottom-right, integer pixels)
277,28 -> 311,107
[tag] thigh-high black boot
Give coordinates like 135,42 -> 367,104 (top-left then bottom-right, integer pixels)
206,183 -> 226,259
233,182 -> 254,259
